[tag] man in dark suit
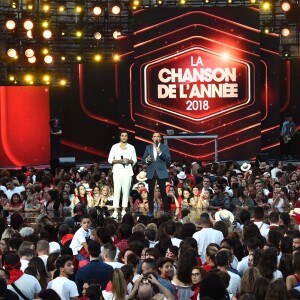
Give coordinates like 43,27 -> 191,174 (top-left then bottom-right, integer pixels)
142,132 -> 171,216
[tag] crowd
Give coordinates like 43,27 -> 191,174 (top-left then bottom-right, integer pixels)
0,159 -> 299,299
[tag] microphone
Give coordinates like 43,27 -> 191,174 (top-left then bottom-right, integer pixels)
155,141 -> 159,147
121,155 -> 125,167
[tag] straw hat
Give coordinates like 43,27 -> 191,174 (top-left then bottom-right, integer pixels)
215,209 -> 234,223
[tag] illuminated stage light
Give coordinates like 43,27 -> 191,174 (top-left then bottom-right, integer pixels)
26,1 -> 34,10
6,20 -> 16,30
281,23 -> 291,37
262,0 -> 271,10
42,74 -> 51,84
76,55 -> 82,61
10,0 -> 18,9
44,55 -> 53,64
8,74 -> 16,82
280,0 -> 292,12
94,54 -> 102,62
204,0 -> 210,4
111,2 -> 121,14
262,23 -> 271,34
282,45 -> 291,58
42,48 -> 49,55
28,56 -> 36,63
59,79 -> 67,86
112,29 -> 122,39
24,74 -> 34,84
250,0 -> 256,4
25,48 -> 34,58
7,48 -> 17,58
113,54 -> 120,62
42,3 -> 50,12
92,3 -> 103,16
75,1 -> 84,13
41,20 -> 50,28
75,28 -> 83,38
222,53 -> 230,60
61,55 -> 66,61
24,20 -> 34,30
43,29 -> 52,39
131,0 -> 140,9
179,0 -> 186,5
93,31 -> 102,40
27,30 -> 33,38
156,0 -> 163,5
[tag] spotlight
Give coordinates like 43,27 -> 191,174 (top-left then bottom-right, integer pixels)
282,45 -> 291,58
75,0 -> 84,13
250,0 -> 256,3
156,0 -> 163,5
262,23 -> 271,34
42,47 -> 49,55
27,30 -> 33,39
24,19 -> 34,30
94,54 -> 102,62
59,79 -> 67,86
25,48 -> 35,58
280,0 -> 292,12
111,2 -> 121,14
262,0 -> 271,10
58,2 -> 66,12
8,74 -> 16,82
28,56 -> 36,63
44,55 -> 53,64
43,29 -> 52,39
42,3 -> 51,12
227,0 -> 233,4
41,20 -> 50,28
61,55 -> 66,61
92,3 -> 104,15
24,74 -> 34,84
26,0 -> 34,10
75,28 -> 83,38
42,74 -> 51,84
10,0 -> 18,9
76,55 -> 82,61
93,31 -> 102,40
113,53 -> 120,62
130,0 -> 140,10
112,28 -> 122,39
281,23 -> 291,37
6,20 -> 16,30
7,48 -> 17,58
204,0 -> 210,4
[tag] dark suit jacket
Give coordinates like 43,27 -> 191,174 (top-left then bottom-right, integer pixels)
142,143 -> 171,179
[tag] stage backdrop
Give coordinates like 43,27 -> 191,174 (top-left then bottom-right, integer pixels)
118,7 -> 280,161
0,86 -> 50,166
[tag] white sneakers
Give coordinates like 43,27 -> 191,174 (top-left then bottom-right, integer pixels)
121,211 -> 126,217
112,211 -> 118,219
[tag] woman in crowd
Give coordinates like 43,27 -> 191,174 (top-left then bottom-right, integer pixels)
196,189 -> 211,209
239,267 -> 261,297
286,251 -> 300,290
191,266 -> 206,300
99,185 -> 114,209
181,187 -> 192,209
4,193 -> 24,212
269,190 -> 289,212
203,244 -> 219,271
73,184 -> 94,208
134,188 -> 149,212
265,279 -> 290,300
59,190 -> 72,211
24,194 -> 41,212
230,186 -> 255,211
44,190 -> 62,211
28,256 -> 50,290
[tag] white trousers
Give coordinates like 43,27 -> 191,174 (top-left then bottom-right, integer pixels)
113,169 -> 132,208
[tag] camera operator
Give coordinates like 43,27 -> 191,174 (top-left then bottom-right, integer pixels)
127,274 -> 174,300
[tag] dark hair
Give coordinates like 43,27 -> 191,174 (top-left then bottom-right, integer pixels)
128,241 -> 144,257
267,228 -> 283,251
145,248 -> 162,260
265,278 -> 289,300
3,252 -> 20,270
24,266 -> 38,277
164,221 -> 176,236
96,227 -> 112,244
28,257 -> 49,290
253,206 -> 264,220
47,252 -> 60,272
157,257 -> 174,275
179,223 -> 196,239
239,210 -> 251,224
56,255 -> 73,270
88,240 -> 101,257
215,251 -> 230,267
0,277 -> 6,297
145,228 -> 156,241
155,234 -> 172,256
252,277 -> 269,300
278,253 -> 293,281
200,273 -> 228,300
177,250 -> 198,285
246,238 -> 260,252
269,212 -> 279,224
121,264 -> 134,281
119,223 -> 132,239
38,289 -> 62,300
214,221 -> 228,238
257,247 -> 278,280
280,236 -> 293,254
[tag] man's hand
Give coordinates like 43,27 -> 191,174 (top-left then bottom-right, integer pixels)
146,155 -> 152,162
147,274 -> 159,286
155,146 -> 161,155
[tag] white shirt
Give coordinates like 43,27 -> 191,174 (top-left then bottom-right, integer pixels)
5,186 -> 25,200
253,221 -> 269,235
108,143 -> 137,176
8,273 -> 41,300
20,258 -> 29,272
70,227 -> 91,255
47,276 -> 79,300
192,228 -> 224,263
227,270 -> 241,296
237,256 -> 249,275
104,261 -> 124,269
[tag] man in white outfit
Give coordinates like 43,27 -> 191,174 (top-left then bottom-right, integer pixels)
108,131 -> 137,219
